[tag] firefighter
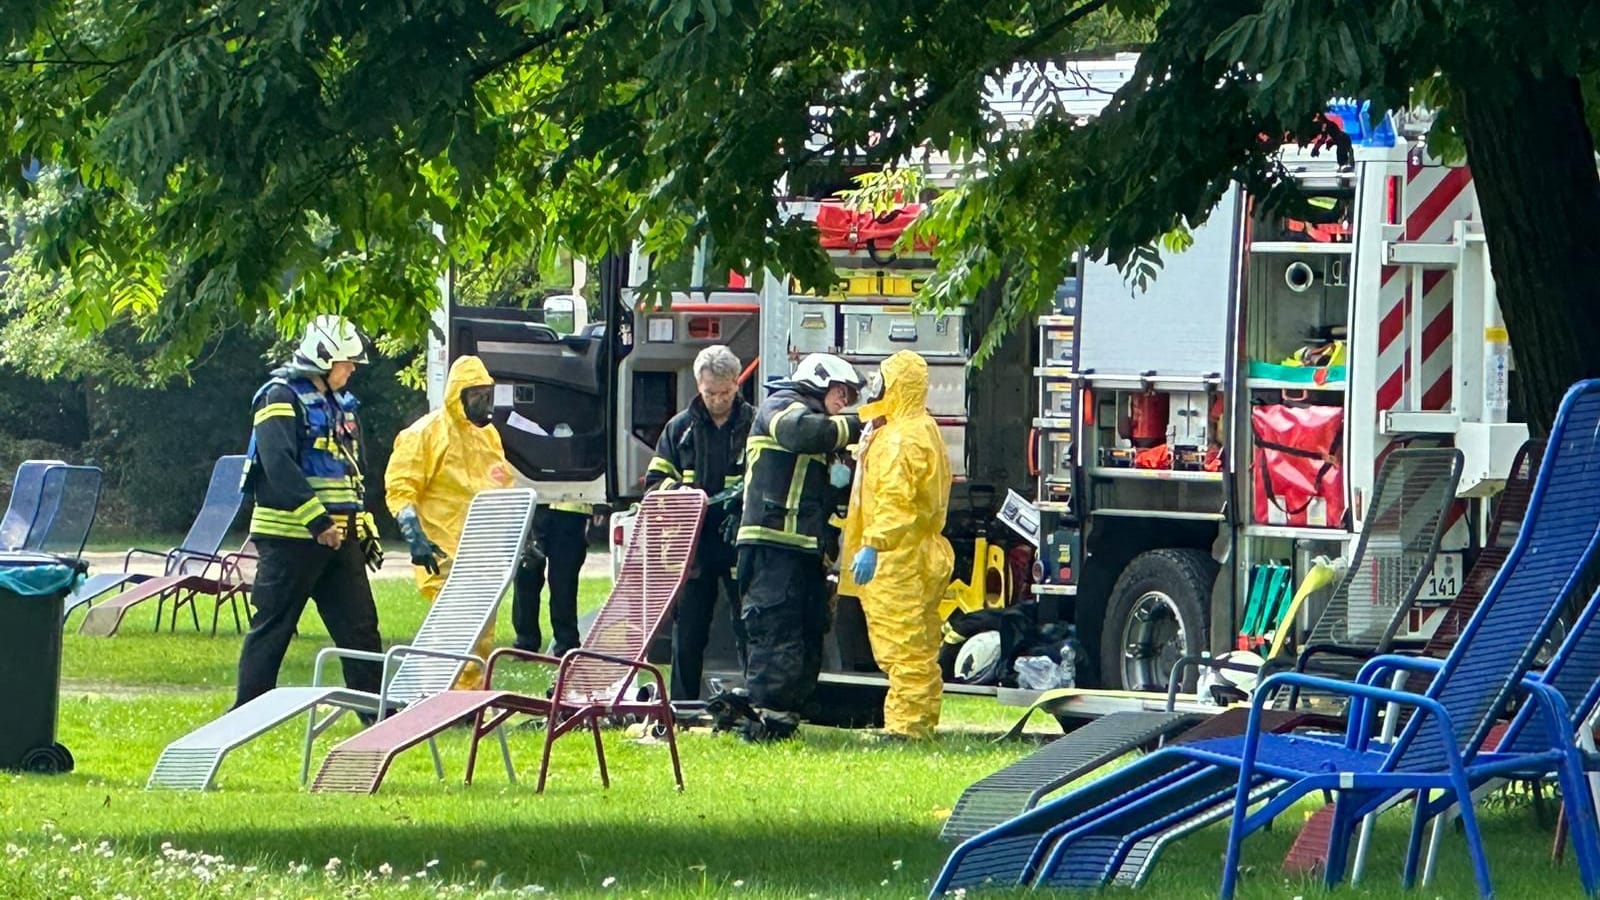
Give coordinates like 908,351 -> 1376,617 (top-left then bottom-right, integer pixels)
645,344 -> 754,701
234,315 -> 385,709
733,353 -> 864,741
841,350 -> 954,740
513,501 -> 593,657
385,354 -> 518,688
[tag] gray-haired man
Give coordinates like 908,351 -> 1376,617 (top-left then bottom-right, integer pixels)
645,344 -> 753,701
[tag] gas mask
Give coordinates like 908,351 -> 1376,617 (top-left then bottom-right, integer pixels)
863,371 -> 885,405
461,386 -> 494,428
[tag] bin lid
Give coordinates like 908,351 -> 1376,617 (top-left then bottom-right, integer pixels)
0,553 -> 80,596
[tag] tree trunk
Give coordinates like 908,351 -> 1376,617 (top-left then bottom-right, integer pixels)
1455,68 -> 1600,436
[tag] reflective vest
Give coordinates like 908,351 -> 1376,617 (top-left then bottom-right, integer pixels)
244,375 -> 366,538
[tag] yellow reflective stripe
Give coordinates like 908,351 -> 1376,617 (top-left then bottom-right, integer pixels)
746,435 -> 781,452
656,477 -> 680,491
736,525 -> 818,550
830,415 -> 849,448
291,496 -> 327,524
254,403 -> 296,425
249,517 -> 312,539
551,501 -> 592,514
682,469 -> 698,483
783,455 -> 808,535
648,456 -> 680,477
769,402 -> 806,433
251,508 -> 317,538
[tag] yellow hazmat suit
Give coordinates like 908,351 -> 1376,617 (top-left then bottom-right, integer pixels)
386,356 -> 516,687
840,350 -> 954,738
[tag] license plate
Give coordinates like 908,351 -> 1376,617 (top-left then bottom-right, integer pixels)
1416,552 -> 1464,603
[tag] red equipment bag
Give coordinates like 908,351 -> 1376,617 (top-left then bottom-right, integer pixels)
1252,403 -> 1346,528
814,202 -> 934,253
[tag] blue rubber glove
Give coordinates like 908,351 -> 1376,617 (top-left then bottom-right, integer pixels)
396,505 -> 448,575
851,547 -> 878,586
829,461 -> 853,488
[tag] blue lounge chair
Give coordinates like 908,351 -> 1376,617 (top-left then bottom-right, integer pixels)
0,460 -> 66,550
70,455 -> 248,633
931,380 -> 1600,900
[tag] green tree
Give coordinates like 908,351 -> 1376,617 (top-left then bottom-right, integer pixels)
3,0 -> 1596,429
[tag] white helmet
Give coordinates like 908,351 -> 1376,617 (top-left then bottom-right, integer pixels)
294,315 -> 369,371
954,631 -> 1004,685
791,353 -> 865,395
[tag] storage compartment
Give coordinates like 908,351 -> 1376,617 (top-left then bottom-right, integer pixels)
1042,381 -> 1076,418
850,360 -> 968,418
1040,430 -> 1074,486
1251,403 -> 1346,528
1043,321 -> 1077,365
788,302 -> 836,354
843,306 -> 964,357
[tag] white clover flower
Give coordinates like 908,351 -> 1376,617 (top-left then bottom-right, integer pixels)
379,863 -> 394,877
892,859 -> 903,871
426,859 -> 440,869
325,857 -> 343,873
732,880 -> 745,888
602,876 -> 617,888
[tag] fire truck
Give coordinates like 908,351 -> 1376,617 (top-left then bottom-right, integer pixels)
430,55 -> 1528,723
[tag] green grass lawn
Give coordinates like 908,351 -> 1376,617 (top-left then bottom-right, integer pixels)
4,579 -> 1587,899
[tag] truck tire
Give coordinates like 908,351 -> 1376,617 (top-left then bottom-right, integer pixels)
1099,549 -> 1216,692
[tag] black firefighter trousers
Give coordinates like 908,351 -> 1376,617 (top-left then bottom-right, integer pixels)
511,508 -> 589,654
234,535 -> 383,709
737,544 -> 828,721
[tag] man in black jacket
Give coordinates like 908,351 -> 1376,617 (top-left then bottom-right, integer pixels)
235,315 -> 385,709
645,344 -> 753,701
732,353 -> 864,741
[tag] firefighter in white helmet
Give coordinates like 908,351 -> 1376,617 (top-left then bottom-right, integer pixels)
234,315 -> 385,710
729,353 -> 864,742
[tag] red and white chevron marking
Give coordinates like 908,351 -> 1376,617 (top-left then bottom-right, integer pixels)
1374,159 -> 1477,413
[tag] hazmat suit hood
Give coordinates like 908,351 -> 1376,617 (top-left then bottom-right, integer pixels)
387,353 -> 513,603
445,355 -> 495,426
858,350 -> 928,423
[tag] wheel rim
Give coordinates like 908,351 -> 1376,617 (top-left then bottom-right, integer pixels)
1121,590 -> 1187,690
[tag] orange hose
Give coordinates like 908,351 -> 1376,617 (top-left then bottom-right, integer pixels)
738,357 -> 760,385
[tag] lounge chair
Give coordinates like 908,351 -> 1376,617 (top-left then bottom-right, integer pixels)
73,455 -> 248,634
145,488 -> 536,791
309,488 -> 706,795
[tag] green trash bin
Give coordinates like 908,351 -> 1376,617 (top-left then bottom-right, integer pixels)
0,552 -> 83,774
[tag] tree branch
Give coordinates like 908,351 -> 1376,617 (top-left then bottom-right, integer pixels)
1012,0 -> 1117,60
468,7 -> 603,85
